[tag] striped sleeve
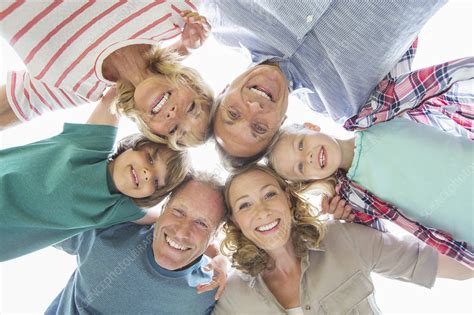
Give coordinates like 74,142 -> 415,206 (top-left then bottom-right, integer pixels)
7,70 -> 89,122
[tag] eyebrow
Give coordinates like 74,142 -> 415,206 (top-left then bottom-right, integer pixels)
233,183 -> 275,204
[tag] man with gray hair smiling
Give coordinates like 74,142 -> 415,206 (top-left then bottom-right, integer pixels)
45,172 -> 228,315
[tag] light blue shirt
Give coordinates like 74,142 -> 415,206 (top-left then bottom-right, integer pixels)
45,223 -> 216,315
203,0 -> 446,122
348,118 -> 474,244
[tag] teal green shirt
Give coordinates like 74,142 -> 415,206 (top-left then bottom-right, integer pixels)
0,123 -> 145,261
347,118 -> 473,244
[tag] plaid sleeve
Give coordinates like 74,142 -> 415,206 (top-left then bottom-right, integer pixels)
335,171 -> 474,268
385,38 -> 418,80
344,57 -> 474,132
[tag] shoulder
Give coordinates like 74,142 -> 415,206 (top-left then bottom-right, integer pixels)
214,269 -> 256,313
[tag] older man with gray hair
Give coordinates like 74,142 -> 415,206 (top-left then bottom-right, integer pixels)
45,172 -> 228,315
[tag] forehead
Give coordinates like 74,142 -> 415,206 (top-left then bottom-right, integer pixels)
170,181 -> 224,223
229,170 -> 280,197
271,134 -> 302,180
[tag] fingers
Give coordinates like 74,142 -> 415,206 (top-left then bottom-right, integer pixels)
321,195 -> 330,214
181,11 -> 211,31
324,195 -> 354,221
197,262 -> 227,300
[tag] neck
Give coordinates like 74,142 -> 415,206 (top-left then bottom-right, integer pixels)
336,137 -> 356,172
102,44 -> 151,86
264,240 -> 300,276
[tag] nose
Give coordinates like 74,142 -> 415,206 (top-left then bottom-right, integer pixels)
142,168 -> 152,182
166,105 -> 176,119
174,220 -> 191,239
306,150 -> 313,165
247,100 -> 264,114
256,204 -> 271,220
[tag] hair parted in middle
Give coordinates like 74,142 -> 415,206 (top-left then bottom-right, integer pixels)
114,46 -> 214,150
220,164 -> 326,277
109,133 -> 191,208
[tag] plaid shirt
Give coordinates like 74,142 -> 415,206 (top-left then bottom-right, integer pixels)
337,40 -> 474,268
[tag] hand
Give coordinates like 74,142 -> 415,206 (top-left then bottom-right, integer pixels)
321,195 -> 355,222
100,87 -> 118,108
197,255 -> 228,300
179,10 -> 211,52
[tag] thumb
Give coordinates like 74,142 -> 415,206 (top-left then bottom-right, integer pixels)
203,263 -> 214,272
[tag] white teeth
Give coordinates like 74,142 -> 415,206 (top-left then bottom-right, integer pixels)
250,87 -> 271,101
256,219 -> 279,232
131,167 -> 139,186
152,92 -> 170,114
165,235 -> 188,251
319,148 -> 325,168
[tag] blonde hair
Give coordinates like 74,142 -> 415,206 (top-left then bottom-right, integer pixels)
265,123 -> 338,210
110,133 -> 191,208
220,165 -> 326,277
114,47 -> 214,150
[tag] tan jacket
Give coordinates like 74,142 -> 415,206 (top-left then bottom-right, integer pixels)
213,221 -> 438,315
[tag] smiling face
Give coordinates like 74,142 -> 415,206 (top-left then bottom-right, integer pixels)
227,169 -> 292,251
271,128 -> 342,181
214,64 -> 289,157
152,180 -> 224,270
108,146 -> 170,198
134,74 -> 208,146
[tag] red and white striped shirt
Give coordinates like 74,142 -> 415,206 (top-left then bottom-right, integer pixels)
0,0 -> 198,122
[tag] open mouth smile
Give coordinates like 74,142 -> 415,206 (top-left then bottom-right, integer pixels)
165,234 -> 190,251
319,146 -> 326,168
255,219 -> 280,233
130,166 -> 139,187
151,92 -> 170,115
250,86 -> 272,101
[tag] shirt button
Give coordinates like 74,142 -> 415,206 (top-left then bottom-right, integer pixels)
305,305 -> 311,310
306,15 -> 313,23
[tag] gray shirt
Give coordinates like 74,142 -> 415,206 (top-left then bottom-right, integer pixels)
213,221 -> 438,315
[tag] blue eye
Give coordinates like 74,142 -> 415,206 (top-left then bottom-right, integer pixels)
298,139 -> 304,151
265,191 -> 277,199
238,202 -> 251,211
148,153 -> 154,164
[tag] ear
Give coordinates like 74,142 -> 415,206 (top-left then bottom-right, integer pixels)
303,122 -> 320,132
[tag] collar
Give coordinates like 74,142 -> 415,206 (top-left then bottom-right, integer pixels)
146,242 -> 205,279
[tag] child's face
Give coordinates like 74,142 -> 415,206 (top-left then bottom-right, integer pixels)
271,129 -> 342,181
134,75 -> 208,146
108,146 -> 169,198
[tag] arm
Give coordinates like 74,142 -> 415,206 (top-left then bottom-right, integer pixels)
86,87 -> 119,126
0,84 -> 20,130
437,253 -> 474,280
4,70 -> 89,125
166,10 -> 211,56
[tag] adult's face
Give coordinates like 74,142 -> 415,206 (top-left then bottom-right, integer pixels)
152,180 -> 224,270
134,74 -> 209,146
227,169 -> 292,251
214,65 -> 289,157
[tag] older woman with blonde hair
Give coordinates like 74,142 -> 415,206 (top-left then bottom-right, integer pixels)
0,2 -> 212,148
213,165 -> 472,314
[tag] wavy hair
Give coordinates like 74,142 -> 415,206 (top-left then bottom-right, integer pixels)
114,46 -> 214,150
109,133 -> 191,208
220,165 -> 326,277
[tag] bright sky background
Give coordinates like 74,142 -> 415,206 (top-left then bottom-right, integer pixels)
1,1 -> 473,314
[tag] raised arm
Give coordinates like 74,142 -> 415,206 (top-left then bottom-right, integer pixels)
86,87 -> 119,126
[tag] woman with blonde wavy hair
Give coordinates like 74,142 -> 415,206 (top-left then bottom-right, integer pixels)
0,2 -> 212,148
213,165 -> 472,315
